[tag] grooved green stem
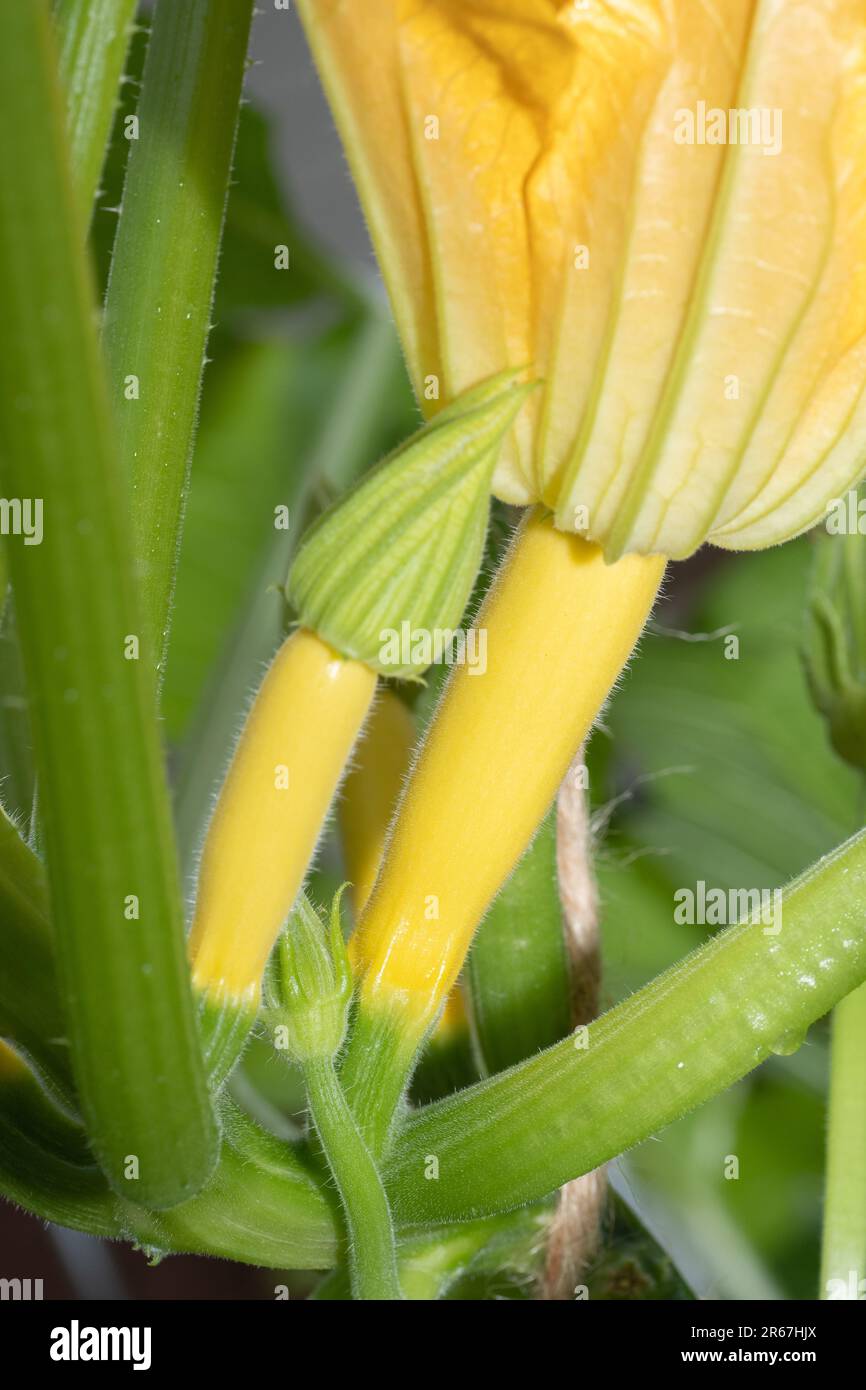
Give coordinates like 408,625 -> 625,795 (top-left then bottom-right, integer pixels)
102,0 -> 255,676
820,980 -> 866,1298
0,0 -> 217,1208
54,0 -> 138,219
305,1057 -> 403,1300
3,826 -> 866,1264
384,830 -> 866,1225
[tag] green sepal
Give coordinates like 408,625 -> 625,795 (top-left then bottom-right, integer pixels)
287,370 -> 535,678
197,989 -> 258,1091
428,365 -> 531,427
411,1001 -> 478,1106
266,889 -> 353,1063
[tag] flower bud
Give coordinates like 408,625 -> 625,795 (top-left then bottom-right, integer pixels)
286,370 -> 536,678
268,889 -> 353,1063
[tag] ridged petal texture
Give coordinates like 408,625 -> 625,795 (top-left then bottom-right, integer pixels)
299,0 -> 866,559
287,372 -> 535,675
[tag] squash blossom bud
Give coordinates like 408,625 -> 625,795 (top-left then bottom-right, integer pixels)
189,373 -> 535,1081
288,371 -> 537,676
267,891 -> 353,1064
804,485 -> 866,771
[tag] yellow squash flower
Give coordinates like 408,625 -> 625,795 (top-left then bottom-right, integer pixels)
299,0 -> 866,559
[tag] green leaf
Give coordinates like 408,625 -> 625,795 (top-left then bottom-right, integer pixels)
102,0 -> 255,675
606,543 -> 859,898
467,809 -> 572,1073
54,0 -> 138,221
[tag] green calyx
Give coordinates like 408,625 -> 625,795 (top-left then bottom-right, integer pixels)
286,369 -> 536,679
267,889 -> 353,1063
803,485 -> 866,771
197,989 -> 258,1092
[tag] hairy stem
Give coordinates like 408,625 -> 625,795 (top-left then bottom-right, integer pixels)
305,1057 -> 403,1300
385,831 -> 866,1225
0,0 -> 217,1208
54,0 -> 138,219
4,829 -> 866,1266
820,980 -> 866,1298
102,0 -> 255,677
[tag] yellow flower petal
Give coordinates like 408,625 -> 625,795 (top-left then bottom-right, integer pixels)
296,0 -> 441,397
299,0 -> 866,558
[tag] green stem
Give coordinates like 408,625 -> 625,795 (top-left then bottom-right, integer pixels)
102,0 -> 254,677
313,1208 -> 547,1300
820,980 -> 866,1298
54,0 -> 138,220
305,1056 -> 403,1300
5,829 -> 866,1267
384,830 -> 866,1226
0,0 -> 217,1208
